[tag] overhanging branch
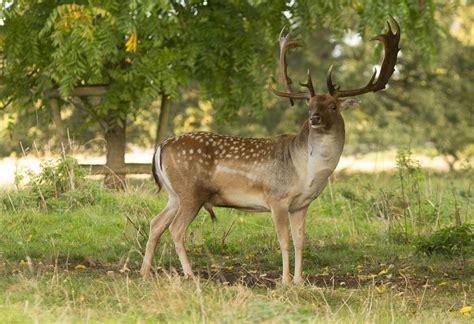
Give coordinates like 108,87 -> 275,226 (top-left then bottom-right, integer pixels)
44,85 -> 109,98
0,97 -> 13,111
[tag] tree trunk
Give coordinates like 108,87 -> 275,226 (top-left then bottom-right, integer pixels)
104,123 -> 126,189
155,93 -> 171,147
49,98 -> 68,153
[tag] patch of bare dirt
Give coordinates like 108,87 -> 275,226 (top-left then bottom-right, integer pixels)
2,257 -> 472,292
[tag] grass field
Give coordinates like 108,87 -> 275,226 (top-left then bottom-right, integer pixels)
0,157 -> 472,322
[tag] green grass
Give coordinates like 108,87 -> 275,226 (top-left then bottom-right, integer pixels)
0,170 -> 472,322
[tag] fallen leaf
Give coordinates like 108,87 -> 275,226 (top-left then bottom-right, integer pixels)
358,274 -> 377,280
75,264 -> 87,270
375,285 -> 386,294
378,264 -> 394,275
459,306 -> 472,314
245,254 -> 255,260
119,265 -> 130,273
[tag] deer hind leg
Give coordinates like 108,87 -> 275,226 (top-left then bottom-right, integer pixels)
289,206 -> 308,284
270,205 -> 291,284
141,200 -> 179,278
169,201 -> 202,278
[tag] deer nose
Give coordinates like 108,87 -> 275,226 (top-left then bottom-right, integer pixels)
311,115 -> 322,124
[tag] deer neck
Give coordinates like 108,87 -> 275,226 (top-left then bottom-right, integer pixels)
290,120 -> 345,185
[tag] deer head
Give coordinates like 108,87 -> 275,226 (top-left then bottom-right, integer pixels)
270,16 -> 400,132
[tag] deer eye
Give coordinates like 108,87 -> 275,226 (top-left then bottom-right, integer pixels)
330,104 -> 337,111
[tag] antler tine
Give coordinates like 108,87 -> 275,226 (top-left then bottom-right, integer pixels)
279,27 -> 303,105
269,81 -> 314,100
299,69 -> 316,97
326,64 -> 337,95
270,27 -> 312,104
326,16 -> 401,98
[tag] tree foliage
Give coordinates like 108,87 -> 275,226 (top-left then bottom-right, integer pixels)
1,0 -> 468,164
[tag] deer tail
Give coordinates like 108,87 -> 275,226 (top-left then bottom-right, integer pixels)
151,146 -> 162,193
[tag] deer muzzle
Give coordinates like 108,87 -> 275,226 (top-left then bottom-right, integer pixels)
310,114 -> 323,128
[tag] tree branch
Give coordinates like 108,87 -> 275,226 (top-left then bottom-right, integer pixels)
44,85 -> 109,98
69,97 -> 109,131
0,97 -> 13,111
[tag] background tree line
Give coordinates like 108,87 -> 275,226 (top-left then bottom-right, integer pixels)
0,0 -> 472,174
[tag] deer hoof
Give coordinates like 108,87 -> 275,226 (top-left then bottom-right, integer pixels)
293,276 -> 304,285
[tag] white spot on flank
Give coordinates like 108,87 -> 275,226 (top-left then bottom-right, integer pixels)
197,148 -> 202,154
189,149 -> 194,154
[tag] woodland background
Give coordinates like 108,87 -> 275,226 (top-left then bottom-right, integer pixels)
0,0 -> 472,173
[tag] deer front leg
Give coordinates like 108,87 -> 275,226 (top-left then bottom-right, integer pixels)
270,205 -> 291,284
289,206 -> 308,284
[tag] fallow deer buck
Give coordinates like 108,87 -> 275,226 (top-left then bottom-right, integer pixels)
141,17 -> 400,284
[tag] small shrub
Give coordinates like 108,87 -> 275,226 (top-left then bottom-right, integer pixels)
2,156 -> 103,211
416,224 -> 473,257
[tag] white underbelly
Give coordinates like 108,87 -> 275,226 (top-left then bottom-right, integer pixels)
215,189 -> 269,212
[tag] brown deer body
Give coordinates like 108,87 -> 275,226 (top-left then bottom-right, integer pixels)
141,17 -> 400,283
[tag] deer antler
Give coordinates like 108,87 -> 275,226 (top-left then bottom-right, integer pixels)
327,16 -> 401,98
270,27 -> 314,104
299,69 -> 316,97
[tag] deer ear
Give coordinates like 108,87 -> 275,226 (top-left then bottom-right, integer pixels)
339,98 -> 360,111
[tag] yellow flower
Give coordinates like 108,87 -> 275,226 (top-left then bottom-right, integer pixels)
125,32 -> 138,52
